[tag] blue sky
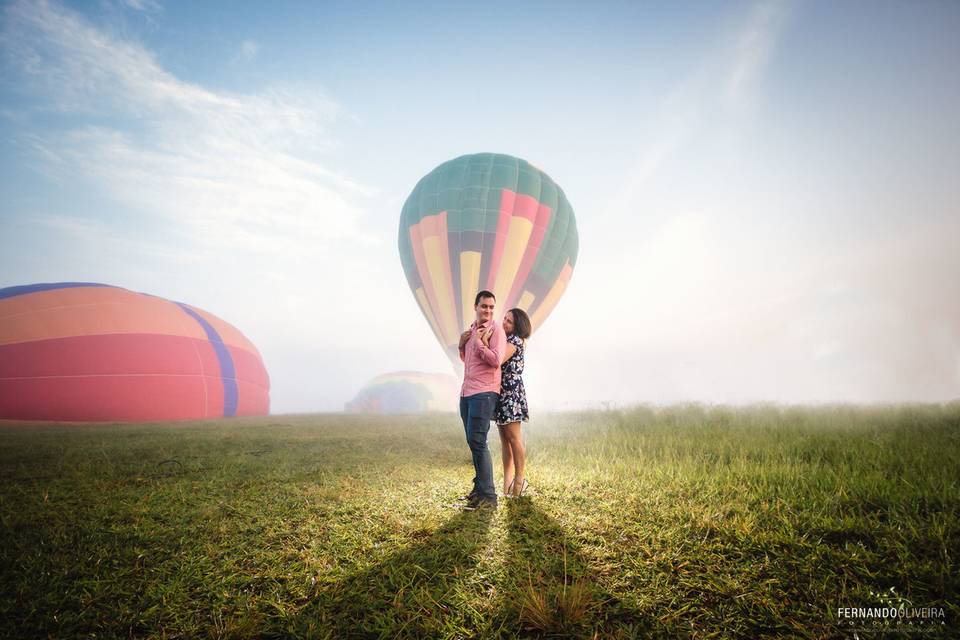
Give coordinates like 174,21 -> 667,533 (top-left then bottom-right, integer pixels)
2,0 -> 959,412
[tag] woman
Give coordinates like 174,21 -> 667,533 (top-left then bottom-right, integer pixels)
482,308 -> 531,498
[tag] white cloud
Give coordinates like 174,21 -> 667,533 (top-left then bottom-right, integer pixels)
119,0 -> 162,13
3,0 -> 375,255
1,0 -> 398,412
608,0 -> 791,212
725,0 -> 791,108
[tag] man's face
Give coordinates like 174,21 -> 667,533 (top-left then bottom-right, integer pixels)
475,296 -> 495,324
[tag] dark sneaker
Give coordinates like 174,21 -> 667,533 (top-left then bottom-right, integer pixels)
457,489 -> 479,502
461,496 -> 497,511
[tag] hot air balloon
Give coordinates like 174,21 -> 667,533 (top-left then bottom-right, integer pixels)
345,371 -> 459,414
0,282 -> 270,422
399,153 -> 578,367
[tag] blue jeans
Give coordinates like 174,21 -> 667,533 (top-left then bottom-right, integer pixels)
460,392 -> 499,501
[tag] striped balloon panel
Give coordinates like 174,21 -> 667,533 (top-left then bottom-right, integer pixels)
0,283 -> 269,422
398,154 -> 578,365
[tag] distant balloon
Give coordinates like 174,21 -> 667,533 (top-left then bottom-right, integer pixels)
399,153 -> 578,367
0,282 -> 270,422
345,371 -> 459,414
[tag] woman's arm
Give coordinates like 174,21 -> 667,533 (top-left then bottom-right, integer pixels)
476,325 -> 504,367
501,343 -> 517,365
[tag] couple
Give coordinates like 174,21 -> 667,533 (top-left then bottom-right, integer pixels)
457,289 -> 531,511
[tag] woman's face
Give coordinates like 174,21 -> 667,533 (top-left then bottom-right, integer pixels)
502,311 -> 514,335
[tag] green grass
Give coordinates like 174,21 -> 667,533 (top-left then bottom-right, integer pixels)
1,404 -> 958,638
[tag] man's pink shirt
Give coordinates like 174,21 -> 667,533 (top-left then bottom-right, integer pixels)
459,319 -> 507,397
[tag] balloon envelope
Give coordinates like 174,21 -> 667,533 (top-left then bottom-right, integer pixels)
399,153 -> 578,366
0,282 -> 270,422
345,371 -> 459,414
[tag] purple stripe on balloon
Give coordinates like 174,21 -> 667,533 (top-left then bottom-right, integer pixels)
0,282 -> 111,300
447,230 -> 462,331
460,230 -> 484,251
175,303 -> 238,417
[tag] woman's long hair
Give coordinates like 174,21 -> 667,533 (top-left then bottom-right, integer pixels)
508,308 -> 532,340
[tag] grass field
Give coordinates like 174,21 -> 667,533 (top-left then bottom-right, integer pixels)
1,404 -> 958,639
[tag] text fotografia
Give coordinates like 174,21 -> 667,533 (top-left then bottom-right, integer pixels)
837,607 -> 945,621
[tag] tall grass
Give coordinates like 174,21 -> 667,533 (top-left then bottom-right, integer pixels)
1,404 -> 957,638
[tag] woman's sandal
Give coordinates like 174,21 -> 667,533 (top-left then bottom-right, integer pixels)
512,478 -> 529,498
503,478 -> 515,498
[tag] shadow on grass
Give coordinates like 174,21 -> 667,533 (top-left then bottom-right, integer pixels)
491,499 -> 649,639
287,498 -> 652,639
289,508 -> 495,638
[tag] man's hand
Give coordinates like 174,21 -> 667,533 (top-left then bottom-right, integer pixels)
458,330 -> 472,350
480,327 -> 492,346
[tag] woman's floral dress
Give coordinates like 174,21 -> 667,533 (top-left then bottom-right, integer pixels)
495,333 -> 529,425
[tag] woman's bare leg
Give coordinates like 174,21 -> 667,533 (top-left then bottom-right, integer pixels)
504,422 -> 525,496
498,424 -> 514,494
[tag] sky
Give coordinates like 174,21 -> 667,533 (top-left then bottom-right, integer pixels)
1,0 -> 958,412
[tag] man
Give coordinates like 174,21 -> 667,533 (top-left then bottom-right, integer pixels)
457,290 -> 506,510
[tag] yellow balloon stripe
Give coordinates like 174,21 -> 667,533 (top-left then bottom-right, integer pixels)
492,216 -> 534,309
422,236 -> 457,344
414,287 -> 442,345
516,290 -> 536,312
408,224 -> 443,342
530,261 -> 573,330
459,250 -> 482,331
